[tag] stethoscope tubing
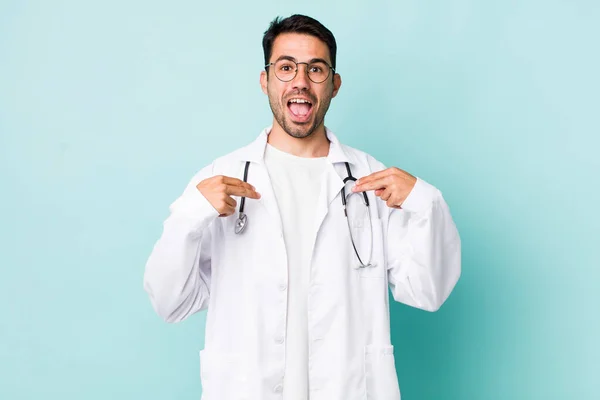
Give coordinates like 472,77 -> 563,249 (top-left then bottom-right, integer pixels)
235,161 -> 374,268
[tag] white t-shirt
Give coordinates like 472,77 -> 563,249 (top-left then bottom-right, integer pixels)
264,143 -> 327,400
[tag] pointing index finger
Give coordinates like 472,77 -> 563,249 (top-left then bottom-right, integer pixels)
353,178 -> 387,192
353,169 -> 392,192
225,185 -> 261,199
222,177 -> 257,194
355,169 -> 391,186
221,176 -> 253,189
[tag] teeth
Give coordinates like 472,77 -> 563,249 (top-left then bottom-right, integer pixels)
289,98 -> 311,104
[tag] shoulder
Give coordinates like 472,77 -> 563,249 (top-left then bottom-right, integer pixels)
183,140 -> 254,190
338,142 -> 388,173
212,146 -> 249,173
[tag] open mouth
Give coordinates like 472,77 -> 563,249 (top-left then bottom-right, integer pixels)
287,98 -> 314,123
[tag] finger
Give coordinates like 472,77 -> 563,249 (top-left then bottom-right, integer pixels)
220,176 -> 258,196
379,187 -> 393,202
224,195 -> 237,208
353,177 -> 389,192
225,185 -> 261,199
225,185 -> 259,198
375,189 -> 384,196
355,168 -> 394,186
218,205 -> 236,217
387,196 -> 403,208
384,191 -> 404,208
221,176 -> 256,191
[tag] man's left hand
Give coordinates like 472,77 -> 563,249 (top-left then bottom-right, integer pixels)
352,167 -> 417,209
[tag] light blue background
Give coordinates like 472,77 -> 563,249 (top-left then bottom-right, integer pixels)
1,1 -> 598,399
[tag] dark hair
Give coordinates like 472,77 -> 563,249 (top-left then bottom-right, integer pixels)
262,14 -> 337,70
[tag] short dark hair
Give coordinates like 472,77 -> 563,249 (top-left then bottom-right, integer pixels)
262,14 -> 337,70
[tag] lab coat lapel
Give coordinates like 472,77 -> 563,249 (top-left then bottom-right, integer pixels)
312,127 -> 356,240
232,128 -> 283,235
251,162 -> 283,235
233,126 -> 355,238
313,162 -> 345,236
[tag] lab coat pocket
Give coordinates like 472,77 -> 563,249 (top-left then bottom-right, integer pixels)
364,345 -> 401,400
354,218 -> 385,278
199,349 -> 248,400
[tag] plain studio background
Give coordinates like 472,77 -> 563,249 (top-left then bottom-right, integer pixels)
1,1 -> 598,399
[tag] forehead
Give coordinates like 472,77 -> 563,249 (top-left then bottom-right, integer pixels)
270,33 -> 331,63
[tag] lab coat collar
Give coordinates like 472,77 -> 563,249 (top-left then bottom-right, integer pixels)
235,126 -> 357,166
230,125 -> 354,238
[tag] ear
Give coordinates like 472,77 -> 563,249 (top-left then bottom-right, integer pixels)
332,73 -> 342,98
260,70 -> 268,95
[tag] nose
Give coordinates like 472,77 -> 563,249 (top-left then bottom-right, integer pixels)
291,62 -> 311,91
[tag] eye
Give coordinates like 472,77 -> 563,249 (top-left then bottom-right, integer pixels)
278,62 -> 295,72
310,65 -> 323,73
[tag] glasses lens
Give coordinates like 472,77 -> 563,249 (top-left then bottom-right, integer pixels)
272,60 -> 331,83
274,59 -> 296,82
307,61 -> 330,83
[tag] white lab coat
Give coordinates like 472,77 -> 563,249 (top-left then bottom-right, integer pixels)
143,126 -> 461,400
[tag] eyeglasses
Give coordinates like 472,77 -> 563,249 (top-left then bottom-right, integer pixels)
265,59 -> 335,83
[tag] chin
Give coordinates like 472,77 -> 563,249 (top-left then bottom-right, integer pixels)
284,121 -> 316,139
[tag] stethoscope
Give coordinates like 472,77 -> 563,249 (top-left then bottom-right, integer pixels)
234,161 -> 374,269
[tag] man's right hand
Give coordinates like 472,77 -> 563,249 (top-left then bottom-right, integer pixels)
196,176 -> 261,217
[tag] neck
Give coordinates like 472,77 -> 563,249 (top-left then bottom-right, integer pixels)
267,120 -> 330,158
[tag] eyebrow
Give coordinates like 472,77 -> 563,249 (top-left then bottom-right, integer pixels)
274,55 -> 331,65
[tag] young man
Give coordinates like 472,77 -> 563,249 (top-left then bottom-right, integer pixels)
143,14 -> 461,400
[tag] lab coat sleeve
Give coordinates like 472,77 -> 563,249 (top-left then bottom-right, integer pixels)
143,163 -> 220,323
384,177 -> 461,312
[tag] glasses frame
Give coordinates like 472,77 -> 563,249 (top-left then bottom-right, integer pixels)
265,59 -> 336,84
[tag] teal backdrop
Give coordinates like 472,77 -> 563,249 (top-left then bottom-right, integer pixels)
1,1 -> 598,399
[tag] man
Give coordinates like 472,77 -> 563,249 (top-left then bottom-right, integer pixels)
143,14 -> 461,400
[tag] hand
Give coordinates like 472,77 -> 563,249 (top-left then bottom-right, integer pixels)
352,167 -> 417,209
196,176 -> 261,217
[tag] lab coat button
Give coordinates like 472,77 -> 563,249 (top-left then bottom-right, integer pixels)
274,384 -> 283,393
275,336 -> 284,344
279,283 -> 287,291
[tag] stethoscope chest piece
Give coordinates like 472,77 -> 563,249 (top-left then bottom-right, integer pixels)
235,212 -> 248,234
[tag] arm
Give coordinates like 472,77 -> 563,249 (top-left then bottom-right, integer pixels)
384,178 -> 461,311
355,157 -> 461,312
143,163 -> 219,323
